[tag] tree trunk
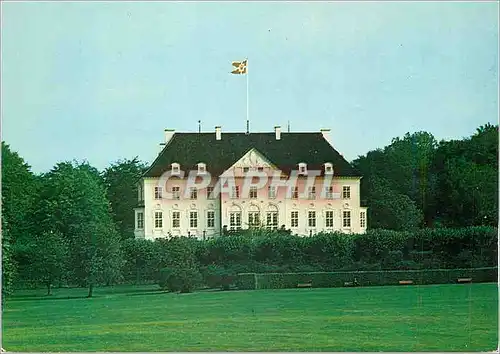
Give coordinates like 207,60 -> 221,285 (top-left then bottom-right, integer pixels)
46,282 -> 52,296
87,283 -> 94,298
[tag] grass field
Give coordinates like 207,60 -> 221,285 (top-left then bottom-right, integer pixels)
2,283 -> 498,351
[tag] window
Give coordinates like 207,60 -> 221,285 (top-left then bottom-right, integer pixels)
229,212 -> 242,231
343,186 -> 351,199
154,211 -> 163,228
171,163 -> 180,175
325,210 -> 334,228
268,185 -> 276,199
172,211 -> 180,228
291,187 -> 299,199
257,167 -> 264,172
243,167 -> 250,173
308,186 -> 316,200
248,212 -> 260,227
249,186 -> 258,199
308,211 -> 316,227
189,211 -> 198,228
325,163 -> 333,175
154,187 -> 162,199
190,187 -> 197,200
231,186 -> 240,199
207,186 -> 215,199
198,163 -> 206,175
298,162 -> 307,175
343,210 -> 351,228
325,186 -> 333,199
138,185 -> 143,201
207,211 -> 215,228
172,186 -> 180,200
291,211 -> 298,228
137,212 -> 144,229
360,211 -> 366,228
266,212 -> 278,230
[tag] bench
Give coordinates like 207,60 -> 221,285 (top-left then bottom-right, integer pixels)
399,280 -> 413,285
457,278 -> 472,283
297,283 -> 312,288
344,281 -> 354,287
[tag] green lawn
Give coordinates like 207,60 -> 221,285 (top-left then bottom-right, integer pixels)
2,283 -> 498,351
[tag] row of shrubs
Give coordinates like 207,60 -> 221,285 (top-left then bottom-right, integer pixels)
17,227 -> 495,292
155,266 -> 498,293
120,226 -> 497,289
236,267 -> 498,290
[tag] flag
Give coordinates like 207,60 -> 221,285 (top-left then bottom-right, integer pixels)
231,59 -> 247,74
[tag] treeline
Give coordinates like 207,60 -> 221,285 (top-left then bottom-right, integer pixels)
1,123 -> 498,298
353,123 -> 498,229
1,153 -> 147,298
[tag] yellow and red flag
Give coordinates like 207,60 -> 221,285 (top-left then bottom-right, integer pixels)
231,59 -> 247,74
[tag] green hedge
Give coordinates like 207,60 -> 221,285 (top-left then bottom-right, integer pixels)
238,267 -> 497,290
236,273 -> 257,290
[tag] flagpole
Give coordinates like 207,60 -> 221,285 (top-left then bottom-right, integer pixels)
246,57 -> 249,134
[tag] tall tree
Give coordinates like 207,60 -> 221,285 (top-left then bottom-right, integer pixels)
102,158 -> 148,240
1,227 -> 15,302
353,133 -> 435,229
1,142 -> 38,241
29,231 -> 69,295
1,142 -> 38,298
382,132 -> 438,225
35,161 -> 124,297
431,124 -> 498,227
364,177 -> 423,230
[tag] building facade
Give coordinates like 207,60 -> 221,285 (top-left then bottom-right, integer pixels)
134,126 -> 367,239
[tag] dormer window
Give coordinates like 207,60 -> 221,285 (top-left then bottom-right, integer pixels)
324,163 -> 333,175
197,163 -> 206,175
171,163 -> 180,175
298,162 -> 307,175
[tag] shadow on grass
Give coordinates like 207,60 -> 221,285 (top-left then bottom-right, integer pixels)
10,286 -> 164,301
126,290 -> 170,297
9,295 -> 90,302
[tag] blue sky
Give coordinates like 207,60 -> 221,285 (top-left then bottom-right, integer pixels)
2,1 -> 498,173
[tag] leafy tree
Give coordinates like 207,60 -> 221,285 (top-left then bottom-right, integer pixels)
354,132 -> 437,228
122,238 -> 159,284
1,142 -> 38,240
365,177 -> 424,230
35,161 -> 124,297
30,231 -> 69,295
431,124 -> 498,227
1,142 -> 38,298
102,158 -> 148,240
384,132 -> 438,209
1,227 -> 15,301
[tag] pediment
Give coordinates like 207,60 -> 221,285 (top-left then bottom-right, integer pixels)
221,148 -> 280,176
233,148 -> 275,168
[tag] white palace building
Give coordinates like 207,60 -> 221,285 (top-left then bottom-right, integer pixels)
134,126 -> 367,240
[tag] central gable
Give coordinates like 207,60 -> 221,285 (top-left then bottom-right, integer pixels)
232,148 -> 276,169
221,148 -> 280,176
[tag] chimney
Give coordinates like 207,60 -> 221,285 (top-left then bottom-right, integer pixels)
275,126 -> 281,140
215,126 -> 222,140
164,129 -> 175,144
320,128 -> 331,143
